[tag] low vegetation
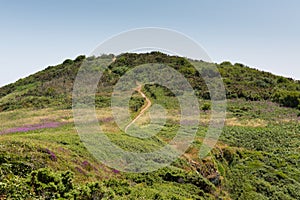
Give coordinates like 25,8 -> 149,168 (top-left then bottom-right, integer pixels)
0,52 -> 299,199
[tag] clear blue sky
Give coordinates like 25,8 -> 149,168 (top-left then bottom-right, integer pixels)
1,0 -> 299,86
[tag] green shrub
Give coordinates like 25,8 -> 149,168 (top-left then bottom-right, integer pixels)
201,102 -> 211,111
272,90 -> 300,108
62,59 -> 74,65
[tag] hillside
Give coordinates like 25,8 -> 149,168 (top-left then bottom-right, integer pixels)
0,52 -> 299,199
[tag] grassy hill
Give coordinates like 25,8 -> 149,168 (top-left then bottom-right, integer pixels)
0,52 -> 299,199
1,52 -> 299,111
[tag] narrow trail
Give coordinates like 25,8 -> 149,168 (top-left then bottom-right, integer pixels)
111,57 -> 152,133
125,85 -> 152,133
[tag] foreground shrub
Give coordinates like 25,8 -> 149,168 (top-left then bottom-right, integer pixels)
0,168 -> 115,199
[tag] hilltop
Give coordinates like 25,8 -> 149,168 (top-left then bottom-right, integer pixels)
0,52 -> 299,112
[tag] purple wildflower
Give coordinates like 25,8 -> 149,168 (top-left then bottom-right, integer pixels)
82,160 -> 90,166
112,169 -> 120,174
82,160 -> 93,171
45,148 -> 57,161
75,167 -> 87,175
0,122 -> 62,135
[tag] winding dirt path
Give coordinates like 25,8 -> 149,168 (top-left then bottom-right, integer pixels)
125,85 -> 152,133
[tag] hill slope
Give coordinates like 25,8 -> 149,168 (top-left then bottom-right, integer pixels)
0,52 -> 299,199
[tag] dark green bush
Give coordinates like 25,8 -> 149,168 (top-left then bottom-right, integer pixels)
62,59 -> 74,65
272,90 -> 300,108
0,168 -> 115,199
201,102 -> 211,111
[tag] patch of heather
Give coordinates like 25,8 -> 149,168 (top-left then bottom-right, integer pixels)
93,166 -> 99,171
0,122 -> 63,135
81,160 -> 93,171
112,169 -> 120,174
45,148 -> 57,161
75,166 -> 87,175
